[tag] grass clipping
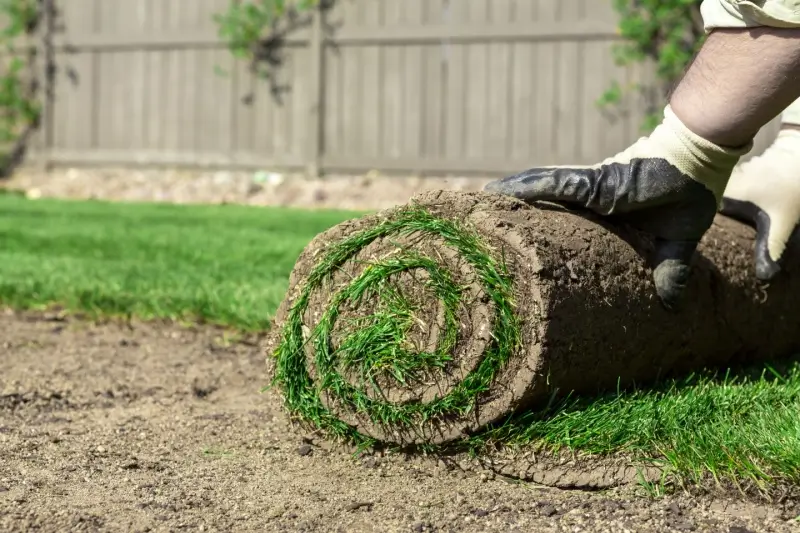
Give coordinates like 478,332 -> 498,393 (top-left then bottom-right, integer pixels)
268,200 -> 525,446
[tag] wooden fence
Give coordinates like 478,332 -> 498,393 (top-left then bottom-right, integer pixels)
24,0 -> 779,176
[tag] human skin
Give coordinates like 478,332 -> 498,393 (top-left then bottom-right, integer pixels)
669,28 -> 800,148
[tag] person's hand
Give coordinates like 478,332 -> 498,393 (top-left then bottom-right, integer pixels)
719,129 -> 800,281
484,105 -> 751,309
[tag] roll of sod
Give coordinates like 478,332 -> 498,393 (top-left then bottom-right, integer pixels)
266,190 -> 800,446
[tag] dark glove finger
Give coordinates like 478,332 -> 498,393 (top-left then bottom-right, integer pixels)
720,198 -> 781,281
651,239 -> 699,310
483,166 -> 621,214
484,160 -> 715,218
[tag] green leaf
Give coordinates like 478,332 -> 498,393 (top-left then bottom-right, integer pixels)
605,0 -> 704,131
213,0 -> 319,77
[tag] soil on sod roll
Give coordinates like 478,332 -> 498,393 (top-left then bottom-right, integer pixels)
267,190 -> 800,447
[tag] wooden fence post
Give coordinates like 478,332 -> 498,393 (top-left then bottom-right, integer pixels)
306,4 -> 324,179
37,0 -> 55,172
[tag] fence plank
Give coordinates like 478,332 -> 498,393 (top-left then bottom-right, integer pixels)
380,0 -> 402,159
554,1 -> 582,163
359,2 -> 381,159
402,0 -> 424,161
443,0 -> 468,162
530,0 -> 557,164
486,0 -> 513,160
421,0 -> 446,159
464,0 -> 490,161
508,1 -> 534,162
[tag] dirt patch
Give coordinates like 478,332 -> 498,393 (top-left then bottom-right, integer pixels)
2,167 -> 494,211
1,310 -> 798,532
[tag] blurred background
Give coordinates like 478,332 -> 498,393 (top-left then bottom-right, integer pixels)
0,0 -> 783,211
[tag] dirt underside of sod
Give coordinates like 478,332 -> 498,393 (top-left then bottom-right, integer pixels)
1,311 -> 798,533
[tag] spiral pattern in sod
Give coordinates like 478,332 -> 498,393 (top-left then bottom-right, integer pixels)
271,205 -> 523,445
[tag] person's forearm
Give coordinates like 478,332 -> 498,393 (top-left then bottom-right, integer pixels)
670,28 -> 800,148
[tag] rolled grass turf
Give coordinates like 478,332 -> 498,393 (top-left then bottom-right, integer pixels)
267,190 -> 800,447
2,192 -> 800,490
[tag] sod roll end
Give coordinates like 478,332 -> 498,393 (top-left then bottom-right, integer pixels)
266,190 -> 800,447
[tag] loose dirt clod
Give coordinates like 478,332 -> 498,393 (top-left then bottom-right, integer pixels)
266,190 -> 800,447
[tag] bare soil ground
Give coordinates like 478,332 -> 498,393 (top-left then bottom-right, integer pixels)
1,311 -> 798,533
3,167 -> 494,211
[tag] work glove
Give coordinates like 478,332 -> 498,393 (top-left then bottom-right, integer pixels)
720,128 -> 800,281
484,105 -> 751,309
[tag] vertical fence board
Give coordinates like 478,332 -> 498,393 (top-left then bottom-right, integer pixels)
509,0 -> 534,162
421,0 -> 446,159
359,2 -> 380,159
442,0 -> 467,162
486,0 -> 513,160
554,1 -> 581,163
401,0 -> 424,161
530,0 -> 558,164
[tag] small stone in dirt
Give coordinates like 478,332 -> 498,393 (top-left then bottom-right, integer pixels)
540,504 -> 558,517
345,502 -> 373,512
728,527 -> 756,533
667,503 -> 683,515
0,486 -> 8,493
411,522 -> 433,532
471,509 -> 489,517
297,444 -> 313,457
191,381 -> 217,399
361,456 -> 379,469
666,518 -> 696,532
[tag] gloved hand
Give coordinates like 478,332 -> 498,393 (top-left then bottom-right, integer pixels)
720,128 -> 800,281
484,105 -> 751,309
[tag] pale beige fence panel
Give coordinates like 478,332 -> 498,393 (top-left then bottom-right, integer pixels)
26,0 -> 783,176
47,0 -> 254,167
318,0 -> 656,175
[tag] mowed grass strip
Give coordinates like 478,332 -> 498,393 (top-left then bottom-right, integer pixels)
1,194 -> 798,494
0,194 -> 360,329
475,363 -> 800,493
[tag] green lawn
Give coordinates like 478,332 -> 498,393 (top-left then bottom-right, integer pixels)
0,194 -> 361,329
1,193 -> 798,496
